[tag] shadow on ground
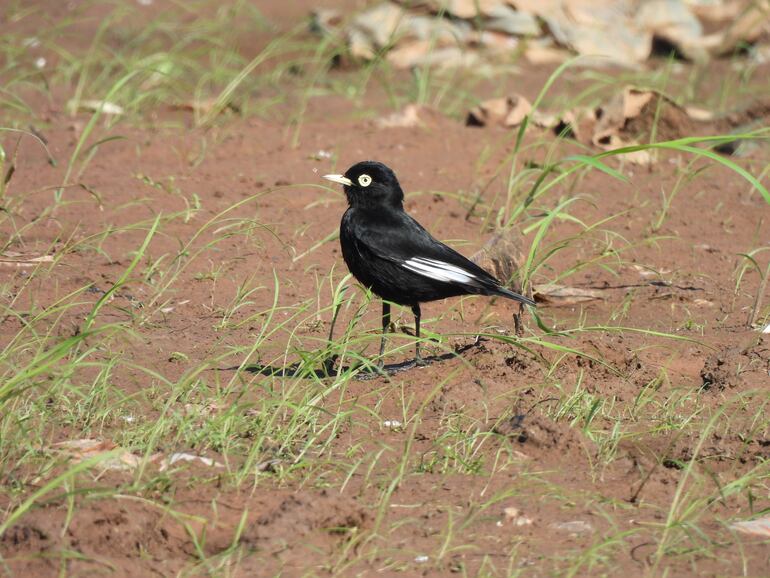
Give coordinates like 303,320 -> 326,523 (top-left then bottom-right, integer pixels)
225,340 -> 483,380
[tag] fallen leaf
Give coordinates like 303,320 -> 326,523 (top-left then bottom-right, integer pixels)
470,30 -> 520,52
485,4 -> 541,36
591,85 -> 717,151
684,105 -> 714,121
310,8 -> 342,35
715,0 -> 770,55
467,94 -> 532,127
688,0 -> 744,22
416,0 -> 508,18
53,439 -> 115,454
350,2 -> 405,50
387,42 -> 477,69
171,98 -> 240,115
52,439 -> 147,471
524,40 -> 571,64
159,452 -> 224,472
693,298 -> 714,307
541,0 -> 652,66
592,87 -> 654,146
635,0 -> 707,61
0,254 -> 54,267
325,0 -> 769,73
375,104 -> 442,128
501,506 -> 534,526
70,100 -> 125,115
630,264 -> 672,277
731,515 -> 770,537
533,283 -> 605,305
550,520 -> 594,534
470,229 -> 525,294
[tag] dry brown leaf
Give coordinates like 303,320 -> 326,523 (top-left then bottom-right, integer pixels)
503,95 -> 533,126
69,100 -> 125,115
731,515 -> 770,537
348,28 -> 377,60
630,264 -> 672,277
351,2 -> 405,49
623,89 -> 655,119
470,30 -> 520,52
52,439 -> 148,471
470,229 -> 525,294
542,109 -> 585,139
635,0 -> 707,60
590,87 -> 701,164
550,520 -> 594,534
597,135 -> 655,165
531,110 -> 559,128
533,283 -> 605,305
592,87 -> 654,146
687,0 -> 744,22
387,39 -> 433,68
524,42 -> 571,64
486,4 -> 540,36
413,0 -> 508,18
53,439 -> 116,455
545,0 -> 652,66
716,0 -> 770,55
693,298 -> 714,307
0,254 -> 54,267
375,104 -> 442,128
501,506 -> 534,526
310,8 -> 342,35
684,105 -> 715,121
159,452 -> 225,472
467,94 -> 533,127
387,42 -> 476,68
172,99 -> 240,115
328,0 -> 767,73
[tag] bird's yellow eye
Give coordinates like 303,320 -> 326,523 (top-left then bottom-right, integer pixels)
358,174 -> 372,187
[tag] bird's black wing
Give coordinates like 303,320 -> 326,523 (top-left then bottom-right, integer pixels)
348,209 -> 534,306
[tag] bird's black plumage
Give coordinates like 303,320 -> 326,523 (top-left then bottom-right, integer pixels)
323,161 -> 534,366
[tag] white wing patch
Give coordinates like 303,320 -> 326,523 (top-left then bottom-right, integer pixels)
402,257 -> 476,284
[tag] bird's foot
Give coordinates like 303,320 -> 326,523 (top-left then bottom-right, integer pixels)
355,360 -> 391,381
372,358 -> 391,376
413,355 -> 429,367
321,354 -> 339,376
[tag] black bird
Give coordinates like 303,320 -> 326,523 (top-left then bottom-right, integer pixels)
323,161 -> 534,367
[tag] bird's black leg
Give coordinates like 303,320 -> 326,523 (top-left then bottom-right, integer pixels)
411,303 -> 427,366
378,301 -> 391,368
322,300 -> 342,376
513,302 -> 523,337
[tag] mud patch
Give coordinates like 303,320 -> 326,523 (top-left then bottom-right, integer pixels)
700,336 -> 770,390
492,412 -> 592,459
241,489 -> 367,547
0,500 -> 191,576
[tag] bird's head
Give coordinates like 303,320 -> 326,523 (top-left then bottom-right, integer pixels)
323,161 -> 404,209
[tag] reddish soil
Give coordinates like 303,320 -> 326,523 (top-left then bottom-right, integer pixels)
2,1 -> 770,577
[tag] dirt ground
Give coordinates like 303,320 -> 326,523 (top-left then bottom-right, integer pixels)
1,1 -> 770,577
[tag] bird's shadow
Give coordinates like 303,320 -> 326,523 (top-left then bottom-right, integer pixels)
228,340 -> 482,380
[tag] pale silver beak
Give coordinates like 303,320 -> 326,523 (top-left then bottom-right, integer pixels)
323,174 -> 353,186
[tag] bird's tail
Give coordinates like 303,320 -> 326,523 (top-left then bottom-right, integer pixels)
494,285 -> 535,307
